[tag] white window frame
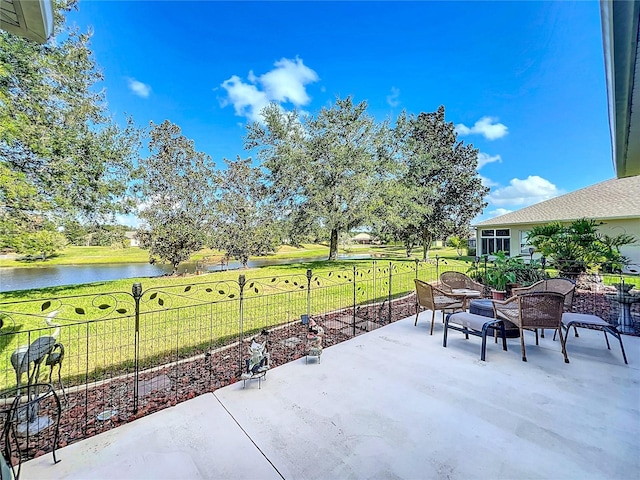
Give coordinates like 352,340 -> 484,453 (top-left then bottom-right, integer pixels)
480,229 -> 511,256
520,230 -> 532,255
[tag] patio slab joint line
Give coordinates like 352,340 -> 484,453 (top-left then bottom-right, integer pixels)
212,392 -> 286,480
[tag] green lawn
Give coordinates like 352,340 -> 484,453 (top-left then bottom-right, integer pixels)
0,254 -> 473,389
0,244 -> 338,268
3,248 -> 635,390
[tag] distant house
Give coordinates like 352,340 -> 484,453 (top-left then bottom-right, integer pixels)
352,233 -> 372,244
473,176 -> 640,267
124,231 -> 140,247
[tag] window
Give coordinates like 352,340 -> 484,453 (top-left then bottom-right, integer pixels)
481,228 -> 510,255
520,231 -> 532,254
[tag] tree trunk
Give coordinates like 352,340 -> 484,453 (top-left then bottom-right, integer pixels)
405,239 -> 413,258
422,229 -> 432,261
329,228 -> 339,260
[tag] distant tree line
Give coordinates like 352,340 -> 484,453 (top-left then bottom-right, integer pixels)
1,1 -> 488,271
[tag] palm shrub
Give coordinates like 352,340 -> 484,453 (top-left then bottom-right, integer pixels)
527,218 -> 636,276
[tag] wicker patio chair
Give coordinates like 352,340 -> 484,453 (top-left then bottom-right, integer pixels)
512,278 -> 575,311
414,279 -> 465,335
492,292 -> 568,363
439,271 -> 485,296
513,278 -> 576,338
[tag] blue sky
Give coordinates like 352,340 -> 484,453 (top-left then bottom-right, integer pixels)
67,1 -> 613,227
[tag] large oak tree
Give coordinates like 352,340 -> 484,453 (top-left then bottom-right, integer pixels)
246,97 -> 392,260
210,157 -> 278,267
391,107 -> 488,259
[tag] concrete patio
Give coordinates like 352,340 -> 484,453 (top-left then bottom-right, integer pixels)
23,312 -> 639,479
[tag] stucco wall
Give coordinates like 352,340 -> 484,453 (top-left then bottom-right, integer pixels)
475,218 -> 640,267
603,218 -> 640,267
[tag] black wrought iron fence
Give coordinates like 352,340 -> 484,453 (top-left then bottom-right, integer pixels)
0,257 -> 636,460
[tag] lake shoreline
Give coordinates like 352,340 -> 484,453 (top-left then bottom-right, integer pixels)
0,252 -> 406,294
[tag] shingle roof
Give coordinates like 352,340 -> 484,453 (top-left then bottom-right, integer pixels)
475,176 -> 640,226
352,233 -> 372,240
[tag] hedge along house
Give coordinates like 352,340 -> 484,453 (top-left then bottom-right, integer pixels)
473,176 -> 640,270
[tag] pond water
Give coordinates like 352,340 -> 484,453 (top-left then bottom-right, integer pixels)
0,254 -> 376,293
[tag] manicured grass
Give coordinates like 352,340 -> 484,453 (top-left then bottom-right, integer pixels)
0,245 -> 240,268
0,246 -> 151,267
0,255 -> 474,389
3,243 -> 635,391
0,244 -> 337,268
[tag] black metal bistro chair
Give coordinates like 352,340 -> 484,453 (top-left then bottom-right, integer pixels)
1,383 -> 62,479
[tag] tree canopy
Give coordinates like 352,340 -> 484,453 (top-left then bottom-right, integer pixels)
246,96 -> 393,260
0,0 -> 140,256
136,120 -> 217,273
383,107 -> 488,259
210,157 -> 278,267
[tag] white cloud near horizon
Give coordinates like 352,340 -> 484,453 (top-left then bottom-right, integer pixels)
220,57 -> 319,122
456,116 -> 508,140
127,78 -> 151,98
488,175 -> 562,207
386,87 -> 400,107
477,152 -> 501,169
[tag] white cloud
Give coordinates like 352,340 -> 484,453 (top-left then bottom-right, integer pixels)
488,175 -> 562,207
260,58 -> 318,104
479,175 -> 499,188
220,75 -> 270,122
477,152 -> 501,169
386,87 -> 400,107
456,116 -> 508,140
220,57 -> 319,122
127,78 -> 151,98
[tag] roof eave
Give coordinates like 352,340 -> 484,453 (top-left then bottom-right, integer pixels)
601,0 -> 640,178
0,0 -> 54,44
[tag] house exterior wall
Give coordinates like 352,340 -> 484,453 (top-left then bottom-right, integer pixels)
474,218 -> 640,266
605,218 -> 640,266
125,231 -> 140,247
